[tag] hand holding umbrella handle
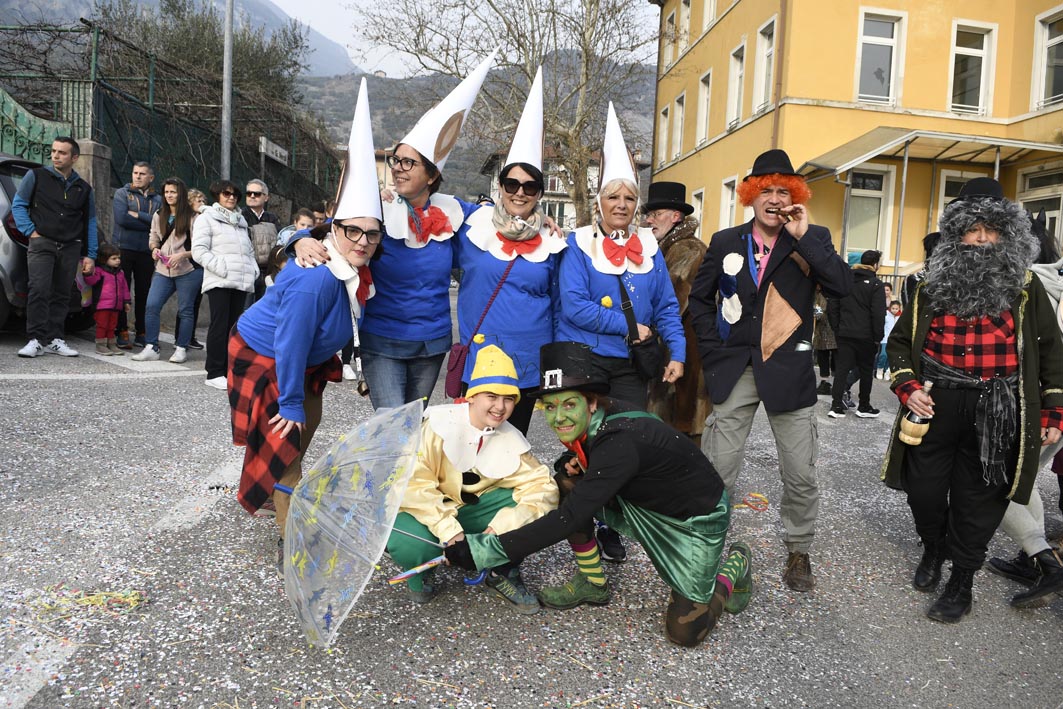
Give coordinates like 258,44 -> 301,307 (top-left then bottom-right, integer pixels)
444,539 -> 477,570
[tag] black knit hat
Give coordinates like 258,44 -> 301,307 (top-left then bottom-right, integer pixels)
743,149 -> 800,181
530,342 -> 610,398
643,181 -> 694,215
948,177 -> 1004,205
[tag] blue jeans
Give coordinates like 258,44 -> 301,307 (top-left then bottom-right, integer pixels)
144,269 -> 204,347
361,351 -> 446,410
875,342 -> 888,370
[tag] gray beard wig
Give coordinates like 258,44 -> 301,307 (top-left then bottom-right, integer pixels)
924,197 -> 1038,319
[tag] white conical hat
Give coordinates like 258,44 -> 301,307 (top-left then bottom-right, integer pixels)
333,77 -> 382,223
598,102 -> 638,189
503,67 -> 543,172
399,48 -> 498,171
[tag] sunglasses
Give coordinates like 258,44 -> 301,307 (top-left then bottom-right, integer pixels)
385,155 -> 424,172
337,223 -> 384,245
500,178 -> 542,197
219,190 -> 238,198
246,190 -> 265,198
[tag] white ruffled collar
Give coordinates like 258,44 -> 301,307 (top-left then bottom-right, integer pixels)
463,207 -> 567,263
320,237 -> 375,319
424,403 -> 529,479
382,194 -> 463,249
573,224 -> 658,275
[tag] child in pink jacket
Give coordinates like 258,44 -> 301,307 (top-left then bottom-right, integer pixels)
83,243 -> 131,355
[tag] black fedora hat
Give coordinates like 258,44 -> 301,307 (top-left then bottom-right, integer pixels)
530,342 -> 610,398
643,181 -> 694,215
948,176 -> 1004,204
743,149 -> 801,181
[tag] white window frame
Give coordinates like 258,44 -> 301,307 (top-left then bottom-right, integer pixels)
696,69 -> 712,145
937,168 -> 988,224
719,177 -> 737,230
854,8 -> 907,107
1017,160 -> 1063,244
691,188 -> 705,237
948,20 -> 995,116
702,0 -> 716,32
753,18 -> 777,114
657,106 -> 670,166
1032,4 -> 1063,110
663,12 -> 677,69
727,41 -> 746,130
845,162 -> 897,260
672,93 -> 685,159
678,0 -> 691,52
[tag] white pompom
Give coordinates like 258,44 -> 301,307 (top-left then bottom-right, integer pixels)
723,252 -> 744,276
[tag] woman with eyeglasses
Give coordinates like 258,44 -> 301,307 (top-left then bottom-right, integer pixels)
191,179 -> 259,389
452,69 -> 567,433
556,105 -> 686,409
291,57 -> 496,410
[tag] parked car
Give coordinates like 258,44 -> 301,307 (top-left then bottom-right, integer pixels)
0,153 -> 92,331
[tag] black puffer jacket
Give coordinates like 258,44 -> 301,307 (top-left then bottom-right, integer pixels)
827,265 -> 885,342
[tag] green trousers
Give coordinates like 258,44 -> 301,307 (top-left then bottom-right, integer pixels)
387,487 -> 515,591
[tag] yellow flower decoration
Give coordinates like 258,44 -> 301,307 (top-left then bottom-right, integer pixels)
473,333 -> 486,344
600,295 -> 613,308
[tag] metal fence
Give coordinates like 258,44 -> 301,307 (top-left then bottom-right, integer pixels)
0,23 -> 339,210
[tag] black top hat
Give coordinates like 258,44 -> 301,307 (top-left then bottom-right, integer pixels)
743,149 -> 801,181
949,177 -> 1004,204
643,181 -> 694,215
530,342 -> 610,398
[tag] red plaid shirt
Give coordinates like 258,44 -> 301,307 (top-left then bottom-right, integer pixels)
898,312 -> 1063,429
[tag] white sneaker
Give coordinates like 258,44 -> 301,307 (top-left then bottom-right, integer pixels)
169,346 -> 188,364
204,376 -> 228,390
342,364 -> 356,381
132,345 -> 160,361
17,339 -> 43,358
45,338 -> 78,357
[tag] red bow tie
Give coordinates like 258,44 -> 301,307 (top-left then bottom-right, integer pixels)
601,233 -> 644,266
497,232 -> 542,256
355,266 -> 374,306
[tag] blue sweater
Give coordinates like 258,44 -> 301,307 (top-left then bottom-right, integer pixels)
360,198 -> 479,343
556,233 -> 686,362
455,223 -> 561,388
236,264 -> 353,423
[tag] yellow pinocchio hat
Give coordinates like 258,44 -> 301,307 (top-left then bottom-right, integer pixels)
465,343 -> 521,402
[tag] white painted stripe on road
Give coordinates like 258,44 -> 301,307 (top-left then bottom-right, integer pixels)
0,370 -> 206,381
150,456 -> 243,532
0,637 -> 79,707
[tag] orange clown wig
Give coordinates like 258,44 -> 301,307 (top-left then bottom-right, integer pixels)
737,174 -> 812,207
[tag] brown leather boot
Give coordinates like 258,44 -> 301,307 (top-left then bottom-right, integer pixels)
783,552 -> 816,591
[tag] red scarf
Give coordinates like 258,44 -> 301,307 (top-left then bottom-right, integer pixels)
601,233 -> 644,266
561,436 -> 588,472
408,204 -> 452,243
497,231 -> 542,256
356,265 -> 373,306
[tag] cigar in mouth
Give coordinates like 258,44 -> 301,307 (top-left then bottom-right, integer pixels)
765,207 -> 793,221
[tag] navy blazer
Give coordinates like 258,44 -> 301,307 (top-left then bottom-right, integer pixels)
688,219 -> 850,412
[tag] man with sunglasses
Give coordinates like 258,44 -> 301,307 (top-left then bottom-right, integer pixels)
243,179 -> 280,302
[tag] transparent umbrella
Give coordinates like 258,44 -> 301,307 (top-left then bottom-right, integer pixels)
282,400 -> 423,647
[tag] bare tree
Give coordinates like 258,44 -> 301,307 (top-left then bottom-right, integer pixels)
351,0 -> 656,225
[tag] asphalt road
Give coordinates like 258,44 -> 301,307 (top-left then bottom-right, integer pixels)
1,325 -> 1061,708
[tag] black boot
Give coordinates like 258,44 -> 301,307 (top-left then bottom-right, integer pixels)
1010,550 -> 1063,609
912,538 -> 946,593
926,566 -> 975,623
985,549 -> 1038,586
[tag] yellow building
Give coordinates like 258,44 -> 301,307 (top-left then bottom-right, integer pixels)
649,0 -> 1063,283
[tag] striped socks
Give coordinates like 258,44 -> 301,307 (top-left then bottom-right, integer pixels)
571,539 -> 607,587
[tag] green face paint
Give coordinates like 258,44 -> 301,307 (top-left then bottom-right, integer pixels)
541,391 -> 592,443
